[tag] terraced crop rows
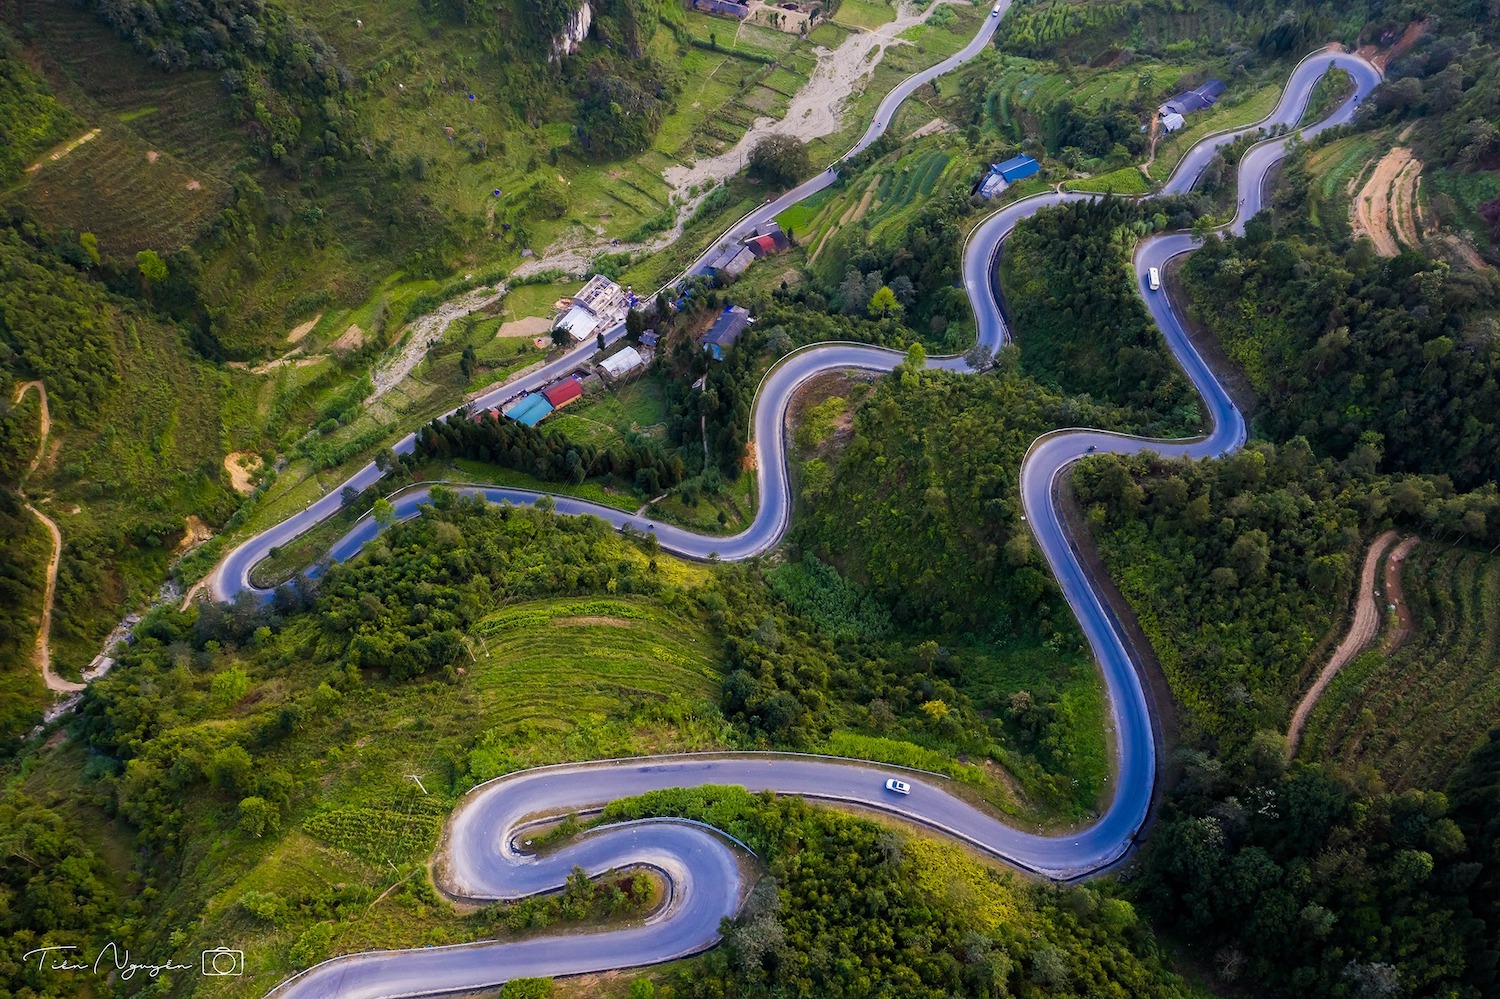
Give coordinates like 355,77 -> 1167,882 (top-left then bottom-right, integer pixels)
1305,545 -> 1500,789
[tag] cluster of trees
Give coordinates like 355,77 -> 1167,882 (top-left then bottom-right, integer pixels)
1181,217 -> 1500,489
1143,728 -> 1500,995
660,305 -> 763,479
793,353 -> 1136,635
1001,197 -> 1200,434
413,408 -> 686,494
817,188 -> 974,347
748,135 -> 811,189
1043,98 -> 1146,161
85,0 -> 358,162
1360,12 -> 1500,178
0,791 -> 119,999
605,786 -> 1195,998
574,56 -> 672,160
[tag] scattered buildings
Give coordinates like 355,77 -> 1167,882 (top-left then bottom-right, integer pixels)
977,155 -> 1040,199
705,240 -> 756,278
599,345 -> 646,380
704,222 -> 790,278
1159,80 -> 1225,118
553,274 -> 638,342
701,305 -> 752,360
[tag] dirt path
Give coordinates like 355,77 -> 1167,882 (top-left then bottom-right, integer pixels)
1352,146 -> 1421,257
11,381 -> 85,694
25,129 -> 99,173
1381,536 -> 1419,650
511,0 -> 964,280
1287,530 -> 1399,753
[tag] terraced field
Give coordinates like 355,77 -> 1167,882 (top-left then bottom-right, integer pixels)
1303,544 -> 1500,789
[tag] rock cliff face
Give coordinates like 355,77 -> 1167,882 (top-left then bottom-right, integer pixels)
552,1 -> 592,59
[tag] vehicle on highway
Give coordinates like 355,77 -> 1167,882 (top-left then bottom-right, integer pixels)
990,3 -> 1000,13
1148,266 -> 1161,291
885,778 -> 911,795
1086,444 -> 1096,453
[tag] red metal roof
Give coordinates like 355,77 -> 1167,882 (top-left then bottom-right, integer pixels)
543,379 -> 583,408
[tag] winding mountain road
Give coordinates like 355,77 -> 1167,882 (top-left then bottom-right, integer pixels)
235,25 -> 1381,998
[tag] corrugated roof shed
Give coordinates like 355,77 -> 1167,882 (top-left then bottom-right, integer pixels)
702,305 -> 752,359
543,379 -> 583,408
639,331 -> 659,348
600,346 -> 645,378
556,304 -> 599,341
692,0 -> 749,16
504,395 -> 553,427
1160,112 -> 1186,133
995,155 -> 1039,182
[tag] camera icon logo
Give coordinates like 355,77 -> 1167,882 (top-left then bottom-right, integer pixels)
202,948 -> 245,976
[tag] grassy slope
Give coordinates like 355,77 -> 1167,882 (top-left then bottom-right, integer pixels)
1304,544 -> 1500,790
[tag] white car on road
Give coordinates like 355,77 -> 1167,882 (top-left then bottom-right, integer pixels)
885,778 -> 911,795
1148,266 -> 1161,291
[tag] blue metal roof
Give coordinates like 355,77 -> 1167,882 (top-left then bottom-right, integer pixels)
503,395 -> 554,427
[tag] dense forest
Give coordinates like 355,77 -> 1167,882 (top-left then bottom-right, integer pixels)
607,786 -> 1195,998
413,408 -> 687,495
1180,223 -> 1500,489
1001,198 -> 1201,435
793,351 -> 1136,635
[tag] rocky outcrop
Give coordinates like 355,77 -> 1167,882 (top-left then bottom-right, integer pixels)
552,1 -> 592,59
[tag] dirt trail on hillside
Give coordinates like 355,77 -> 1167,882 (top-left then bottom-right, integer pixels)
1381,536 -> 1419,650
10,382 -> 86,694
1352,146 -> 1423,257
1287,530 -> 1400,753
512,0 -> 964,281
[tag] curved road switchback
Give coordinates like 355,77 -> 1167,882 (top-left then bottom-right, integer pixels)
242,28 -> 1380,997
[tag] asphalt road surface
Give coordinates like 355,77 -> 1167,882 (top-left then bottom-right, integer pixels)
252,38 -> 1381,999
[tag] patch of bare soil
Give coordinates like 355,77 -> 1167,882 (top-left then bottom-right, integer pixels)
224,451 -> 263,494
287,313 -> 322,343
1287,530 -> 1400,753
497,315 -> 555,338
1438,234 -> 1492,272
175,514 -> 212,554
1351,146 -> 1422,257
331,323 -> 366,353
551,616 -> 632,628
1356,20 -> 1427,73
906,117 -> 955,140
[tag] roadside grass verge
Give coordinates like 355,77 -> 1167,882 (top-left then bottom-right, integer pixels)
1063,166 -> 1152,195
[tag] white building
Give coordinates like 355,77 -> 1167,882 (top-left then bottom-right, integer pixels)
1160,112 -> 1186,133
553,274 -> 635,342
599,345 -> 645,379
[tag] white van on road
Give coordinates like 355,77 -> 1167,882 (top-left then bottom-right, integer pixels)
1148,266 -> 1161,291
991,3 -> 1001,14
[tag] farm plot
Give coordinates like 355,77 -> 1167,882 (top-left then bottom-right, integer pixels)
1303,544 -> 1500,790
